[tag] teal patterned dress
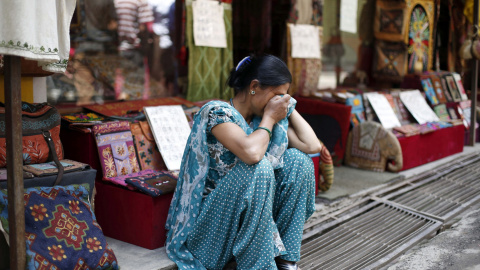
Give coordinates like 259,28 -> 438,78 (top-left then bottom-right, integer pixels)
166,99 -> 315,269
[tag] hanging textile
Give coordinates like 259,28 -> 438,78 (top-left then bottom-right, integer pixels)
185,0 -> 234,102
232,0 -> 272,63
0,0 -> 76,73
286,0 -> 323,97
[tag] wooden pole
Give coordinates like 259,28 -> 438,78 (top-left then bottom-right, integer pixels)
470,0 -> 479,146
4,55 -> 26,269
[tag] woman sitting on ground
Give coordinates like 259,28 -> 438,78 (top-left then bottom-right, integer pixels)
166,54 -> 321,270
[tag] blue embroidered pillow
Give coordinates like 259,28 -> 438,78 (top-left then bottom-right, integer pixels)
0,184 -> 119,269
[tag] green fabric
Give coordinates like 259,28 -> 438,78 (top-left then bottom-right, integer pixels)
186,3 -> 234,102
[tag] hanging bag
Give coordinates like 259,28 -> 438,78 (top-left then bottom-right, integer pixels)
0,102 -> 64,185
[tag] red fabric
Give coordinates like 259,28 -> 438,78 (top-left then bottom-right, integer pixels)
94,181 -> 173,249
61,128 -> 102,181
295,97 -> 352,165
399,125 -> 464,171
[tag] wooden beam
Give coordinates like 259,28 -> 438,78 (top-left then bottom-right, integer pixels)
4,55 -> 26,269
470,0 -> 479,146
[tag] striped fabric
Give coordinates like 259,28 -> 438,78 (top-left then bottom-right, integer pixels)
114,0 -> 154,50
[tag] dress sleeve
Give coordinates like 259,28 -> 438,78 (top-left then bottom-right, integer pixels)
206,106 -> 236,133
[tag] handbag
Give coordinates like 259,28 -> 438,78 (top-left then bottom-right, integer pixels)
0,102 -> 64,185
130,121 -> 166,171
93,121 -> 141,185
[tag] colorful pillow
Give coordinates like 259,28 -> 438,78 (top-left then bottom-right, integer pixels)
374,0 -> 407,42
0,184 -> 119,270
373,40 -> 407,83
345,121 -> 403,172
93,121 -> 141,182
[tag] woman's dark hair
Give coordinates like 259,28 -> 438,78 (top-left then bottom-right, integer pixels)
227,54 -> 292,95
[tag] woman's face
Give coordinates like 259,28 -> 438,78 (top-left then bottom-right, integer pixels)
251,82 -> 290,116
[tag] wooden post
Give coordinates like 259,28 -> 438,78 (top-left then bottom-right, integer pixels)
470,0 -> 479,146
4,55 -> 26,269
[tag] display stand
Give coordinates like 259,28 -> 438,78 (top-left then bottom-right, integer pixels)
4,55 -> 26,269
398,125 -> 465,171
295,96 -> 352,165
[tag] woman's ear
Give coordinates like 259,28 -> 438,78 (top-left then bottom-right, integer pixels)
249,79 -> 260,91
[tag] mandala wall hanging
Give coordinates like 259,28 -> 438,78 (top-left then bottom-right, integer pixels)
404,0 -> 435,74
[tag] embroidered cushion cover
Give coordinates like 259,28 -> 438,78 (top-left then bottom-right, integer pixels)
374,0 -> 407,42
93,121 -> 140,184
0,184 -> 119,269
130,121 -> 166,171
373,40 -> 407,82
345,121 -> 403,172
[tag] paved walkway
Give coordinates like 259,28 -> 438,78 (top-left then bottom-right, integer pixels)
108,144 -> 480,270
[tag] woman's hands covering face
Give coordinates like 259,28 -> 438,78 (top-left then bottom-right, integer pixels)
263,94 -> 291,123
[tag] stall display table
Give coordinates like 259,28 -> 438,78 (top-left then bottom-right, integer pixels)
60,97 -> 196,250
398,125 -> 464,171
62,126 -> 175,250
94,181 -> 173,249
295,96 -> 352,165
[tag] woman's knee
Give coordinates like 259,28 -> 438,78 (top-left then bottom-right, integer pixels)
283,148 -> 314,170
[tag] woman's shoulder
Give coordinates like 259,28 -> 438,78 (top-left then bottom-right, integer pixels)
201,100 -> 231,109
199,100 -> 234,115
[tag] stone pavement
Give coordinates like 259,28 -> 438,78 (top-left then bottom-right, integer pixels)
108,144 -> 480,270
386,204 -> 480,270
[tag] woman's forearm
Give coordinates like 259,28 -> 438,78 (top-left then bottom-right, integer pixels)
287,110 -> 322,154
212,117 -> 275,165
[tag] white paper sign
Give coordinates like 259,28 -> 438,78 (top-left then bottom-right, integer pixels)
144,105 -> 192,171
289,24 -> 321,59
192,0 -> 227,48
340,0 -> 358,33
400,90 -> 440,124
365,93 -> 401,129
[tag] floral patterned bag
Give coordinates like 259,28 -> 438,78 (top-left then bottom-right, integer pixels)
93,121 -> 141,185
0,102 -> 64,184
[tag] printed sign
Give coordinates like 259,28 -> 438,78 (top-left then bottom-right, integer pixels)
289,24 -> 321,59
365,93 -> 401,129
400,90 -> 440,125
192,0 -> 227,48
144,105 -> 192,171
340,0 -> 358,33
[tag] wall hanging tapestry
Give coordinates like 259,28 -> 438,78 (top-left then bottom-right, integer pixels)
373,40 -> 408,82
374,0 -> 407,42
404,0 -> 435,74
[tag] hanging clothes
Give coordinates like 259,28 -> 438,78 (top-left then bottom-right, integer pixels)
232,0 -> 272,63
185,0 -> 234,102
0,0 -> 77,73
286,0 -> 323,97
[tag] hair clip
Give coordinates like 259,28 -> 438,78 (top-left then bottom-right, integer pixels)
235,56 -> 251,71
